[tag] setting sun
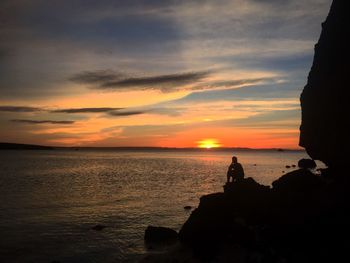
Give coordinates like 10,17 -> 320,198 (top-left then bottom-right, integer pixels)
197,139 -> 222,149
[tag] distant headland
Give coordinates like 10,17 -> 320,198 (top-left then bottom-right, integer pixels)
0,142 -> 302,152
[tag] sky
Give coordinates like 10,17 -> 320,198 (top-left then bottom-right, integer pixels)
0,0 -> 332,148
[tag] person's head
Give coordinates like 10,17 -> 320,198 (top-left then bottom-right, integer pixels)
232,156 -> 238,163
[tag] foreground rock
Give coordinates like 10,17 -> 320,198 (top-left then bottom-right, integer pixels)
179,178 -> 271,260
144,226 -> 178,245
178,170 -> 349,262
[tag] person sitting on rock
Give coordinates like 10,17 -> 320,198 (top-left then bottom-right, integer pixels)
227,156 -> 245,183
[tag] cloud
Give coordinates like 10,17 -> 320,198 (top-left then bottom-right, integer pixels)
190,77 -> 276,90
51,107 -> 123,113
11,119 -> 75,124
70,70 -> 210,92
68,70 -> 124,84
69,70 -> 275,93
101,71 -> 209,90
0,106 -> 42,112
108,110 -> 145,117
106,107 -> 184,117
171,83 -> 300,104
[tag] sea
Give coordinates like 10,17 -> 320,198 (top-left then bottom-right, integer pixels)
0,149 -> 323,262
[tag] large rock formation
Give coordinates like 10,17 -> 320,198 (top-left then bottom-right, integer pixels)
299,0 -> 349,168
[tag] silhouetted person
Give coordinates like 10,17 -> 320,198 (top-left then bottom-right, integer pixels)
227,156 -> 245,183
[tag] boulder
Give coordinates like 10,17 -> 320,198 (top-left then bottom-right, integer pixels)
144,226 -> 178,244
272,169 -> 324,193
298,158 -> 316,169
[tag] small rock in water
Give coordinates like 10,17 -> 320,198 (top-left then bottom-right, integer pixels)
184,206 -> 192,210
91,224 -> 107,231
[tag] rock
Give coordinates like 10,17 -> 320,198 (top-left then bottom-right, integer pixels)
91,224 -> 107,231
272,169 -> 324,193
299,0 -> 349,168
144,226 -> 178,244
179,178 -> 271,259
286,165 -> 291,168
292,164 -> 296,168
298,158 -> 316,169
184,206 -> 192,210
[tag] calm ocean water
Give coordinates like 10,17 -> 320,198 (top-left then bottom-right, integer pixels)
0,149 -> 319,262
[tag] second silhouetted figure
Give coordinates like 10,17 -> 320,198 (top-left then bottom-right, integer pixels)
227,156 -> 245,183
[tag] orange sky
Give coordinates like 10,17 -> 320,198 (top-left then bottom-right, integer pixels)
0,0 -> 330,149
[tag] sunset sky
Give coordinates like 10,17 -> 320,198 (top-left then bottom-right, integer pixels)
0,0 -> 332,148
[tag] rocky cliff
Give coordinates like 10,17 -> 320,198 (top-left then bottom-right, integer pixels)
299,0 -> 349,168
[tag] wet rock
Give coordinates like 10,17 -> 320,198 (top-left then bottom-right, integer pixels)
144,226 -> 178,244
298,158 -> 316,169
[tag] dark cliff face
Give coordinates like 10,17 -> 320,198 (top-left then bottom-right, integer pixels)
299,0 -> 349,167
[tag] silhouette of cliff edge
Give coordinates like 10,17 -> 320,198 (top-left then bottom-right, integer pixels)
300,0 -> 349,169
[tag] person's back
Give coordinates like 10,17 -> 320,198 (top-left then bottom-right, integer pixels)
227,156 -> 245,183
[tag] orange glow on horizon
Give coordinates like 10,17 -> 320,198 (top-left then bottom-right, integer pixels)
197,139 -> 222,149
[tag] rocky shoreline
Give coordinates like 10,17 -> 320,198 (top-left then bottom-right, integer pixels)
142,162 -> 349,262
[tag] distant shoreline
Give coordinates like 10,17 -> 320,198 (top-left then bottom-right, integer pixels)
0,142 -> 303,152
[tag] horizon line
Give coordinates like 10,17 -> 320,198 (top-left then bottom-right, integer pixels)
0,142 -> 303,151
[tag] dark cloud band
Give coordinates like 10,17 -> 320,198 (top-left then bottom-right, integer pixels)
69,70 -> 210,92
68,70 -> 124,84
0,106 -> 42,112
11,119 -> 75,124
101,72 -> 209,89
51,107 -> 123,113
108,111 -> 145,117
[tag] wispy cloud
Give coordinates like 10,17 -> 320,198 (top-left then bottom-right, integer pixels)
11,119 -> 75,124
69,70 -> 210,92
107,110 -> 145,117
106,107 -> 184,117
51,107 -> 123,113
0,106 -> 42,112
101,72 -> 209,91
68,70 -> 124,84
190,77 -> 276,90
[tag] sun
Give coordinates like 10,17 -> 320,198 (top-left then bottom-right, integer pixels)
197,139 -> 222,149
